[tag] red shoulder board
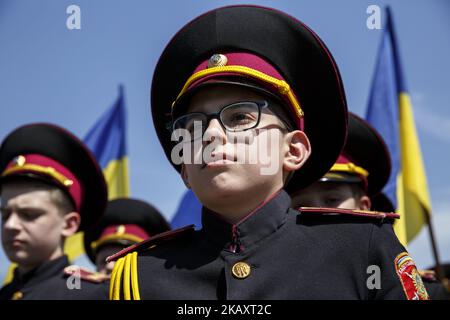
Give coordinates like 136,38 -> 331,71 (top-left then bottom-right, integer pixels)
297,207 -> 400,220
106,224 -> 195,263
63,266 -> 110,283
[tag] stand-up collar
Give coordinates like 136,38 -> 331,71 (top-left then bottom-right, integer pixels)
201,189 -> 291,252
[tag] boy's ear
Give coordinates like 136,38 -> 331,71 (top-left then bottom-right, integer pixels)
283,130 -> 311,173
358,195 -> 372,211
61,212 -> 81,238
181,164 -> 191,189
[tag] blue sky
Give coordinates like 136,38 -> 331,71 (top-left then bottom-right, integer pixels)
1,0 -> 449,279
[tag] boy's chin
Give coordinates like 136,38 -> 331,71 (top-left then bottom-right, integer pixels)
202,172 -> 248,189
6,251 -> 31,265
7,249 -> 51,267
199,184 -> 242,196
195,181 -> 247,199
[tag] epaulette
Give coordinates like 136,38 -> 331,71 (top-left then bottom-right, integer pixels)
63,266 -> 110,283
108,225 -> 195,300
297,207 -> 400,220
106,224 -> 195,263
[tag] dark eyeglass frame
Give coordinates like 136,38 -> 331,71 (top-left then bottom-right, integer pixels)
169,100 -> 270,135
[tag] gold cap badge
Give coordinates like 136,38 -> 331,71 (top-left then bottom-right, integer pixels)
13,155 -> 26,167
116,225 -> 126,235
208,54 -> 228,68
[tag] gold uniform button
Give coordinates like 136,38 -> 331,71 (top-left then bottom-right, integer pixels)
232,262 -> 251,279
12,291 -> 23,300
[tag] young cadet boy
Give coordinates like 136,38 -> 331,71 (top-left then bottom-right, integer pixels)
83,198 -> 170,275
109,6 -> 419,300
0,123 -> 109,300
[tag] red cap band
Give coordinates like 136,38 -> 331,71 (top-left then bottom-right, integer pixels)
92,224 -> 151,251
2,154 -> 82,212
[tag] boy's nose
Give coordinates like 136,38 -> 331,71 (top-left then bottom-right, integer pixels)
203,118 -> 227,145
3,212 -> 22,231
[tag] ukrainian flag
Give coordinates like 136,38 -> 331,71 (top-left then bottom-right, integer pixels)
366,8 -> 431,246
63,85 -> 130,261
83,85 -> 130,199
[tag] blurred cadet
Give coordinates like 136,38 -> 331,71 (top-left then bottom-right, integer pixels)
371,197 -> 449,300
291,113 -> 389,210
83,198 -> 170,275
108,6 -> 422,300
291,113 -> 447,299
418,268 -> 449,300
370,196 -> 447,299
436,263 -> 450,292
434,263 -> 450,295
0,123 -> 108,300
372,193 -> 448,299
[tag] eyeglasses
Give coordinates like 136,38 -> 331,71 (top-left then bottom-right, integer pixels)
170,101 -> 273,142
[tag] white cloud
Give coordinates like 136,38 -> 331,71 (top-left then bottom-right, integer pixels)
411,93 -> 450,143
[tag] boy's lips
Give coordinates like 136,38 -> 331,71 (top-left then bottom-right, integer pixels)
6,238 -> 26,248
202,152 -> 236,169
204,159 -> 235,168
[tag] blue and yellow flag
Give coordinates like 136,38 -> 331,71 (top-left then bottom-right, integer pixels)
366,8 -> 431,246
84,85 -> 130,199
63,85 -> 130,261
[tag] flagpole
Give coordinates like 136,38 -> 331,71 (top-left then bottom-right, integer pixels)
424,213 -> 444,281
